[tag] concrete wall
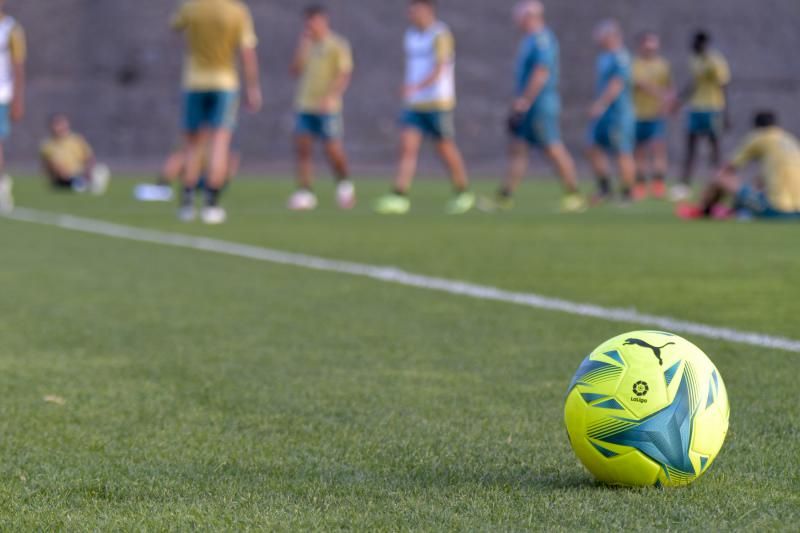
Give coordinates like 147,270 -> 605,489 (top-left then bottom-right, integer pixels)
7,0 -> 800,172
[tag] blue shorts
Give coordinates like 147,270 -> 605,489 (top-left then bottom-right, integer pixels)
635,119 -> 667,145
295,113 -> 343,141
400,110 -> 455,140
0,104 -> 10,140
688,111 -> 723,137
589,115 -> 635,155
183,91 -> 239,133
734,185 -> 800,220
512,107 -> 561,148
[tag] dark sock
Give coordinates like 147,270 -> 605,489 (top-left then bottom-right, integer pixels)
653,173 -> 665,184
156,175 -> 170,187
621,186 -> 632,200
453,186 -> 468,195
597,176 -> 612,196
498,187 -> 513,199
181,187 -> 194,207
392,187 -> 407,196
205,187 -> 221,207
636,173 -> 647,184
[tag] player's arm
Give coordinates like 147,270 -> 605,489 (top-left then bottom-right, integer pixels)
589,76 -> 624,118
290,33 -> 313,78
322,43 -> 354,112
715,58 -> 732,128
40,150 -> 68,179
514,66 -> 549,113
718,135 -> 758,178
405,31 -> 452,97
10,26 -> 26,122
239,10 -> 262,113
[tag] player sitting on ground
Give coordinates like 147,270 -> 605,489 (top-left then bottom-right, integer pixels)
40,113 -> 109,195
677,111 -> 800,220
288,5 -> 355,212
172,0 -> 262,225
374,0 -> 475,215
587,19 -> 637,205
0,0 -> 25,213
672,31 -> 731,202
632,30 -> 673,200
480,1 -> 584,214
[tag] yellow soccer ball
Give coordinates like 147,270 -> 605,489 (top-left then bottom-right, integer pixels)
564,331 -> 729,487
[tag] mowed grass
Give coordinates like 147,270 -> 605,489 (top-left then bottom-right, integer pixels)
0,176 -> 798,530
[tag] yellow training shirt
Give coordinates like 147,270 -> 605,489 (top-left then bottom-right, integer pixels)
172,0 -> 258,91
732,127 -> 800,213
296,33 -> 353,113
690,51 -> 730,111
632,56 -> 671,120
40,134 -> 93,176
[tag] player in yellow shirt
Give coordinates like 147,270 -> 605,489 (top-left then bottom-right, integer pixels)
40,113 -> 109,195
672,31 -> 731,201
632,31 -> 673,200
288,5 -> 355,212
0,0 -> 25,213
172,0 -> 262,225
677,111 -> 800,220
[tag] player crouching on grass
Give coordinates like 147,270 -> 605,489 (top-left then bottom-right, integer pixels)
40,113 -> 109,195
288,5 -> 355,212
374,0 -> 475,215
677,111 -> 800,220
480,1 -> 584,214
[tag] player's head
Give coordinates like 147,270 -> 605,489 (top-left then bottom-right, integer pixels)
594,19 -> 623,50
513,1 -> 545,32
753,110 -> 778,129
637,31 -> 660,56
409,0 -> 436,29
692,31 -> 710,54
48,113 -> 71,137
304,5 -> 329,39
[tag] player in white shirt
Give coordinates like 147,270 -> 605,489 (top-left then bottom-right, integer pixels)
0,0 -> 26,213
375,0 -> 475,215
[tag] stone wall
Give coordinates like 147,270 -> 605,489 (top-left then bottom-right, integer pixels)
7,0 -> 800,172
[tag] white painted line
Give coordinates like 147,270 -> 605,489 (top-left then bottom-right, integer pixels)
6,207 -> 800,353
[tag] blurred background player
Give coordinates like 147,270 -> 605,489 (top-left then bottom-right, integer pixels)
288,5 -> 355,212
374,0 -> 474,215
632,31 -> 673,200
678,111 -> 800,220
587,19 -> 636,204
172,0 -> 262,225
672,30 -> 731,202
481,1 -> 584,214
40,113 -> 109,195
0,0 -> 25,213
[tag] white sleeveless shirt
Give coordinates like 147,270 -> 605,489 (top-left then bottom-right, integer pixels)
0,16 -> 18,105
404,21 -> 455,110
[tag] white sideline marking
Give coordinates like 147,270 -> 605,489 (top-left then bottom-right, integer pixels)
6,207 -> 800,354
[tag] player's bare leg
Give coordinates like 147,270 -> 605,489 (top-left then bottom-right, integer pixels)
618,153 -> 637,202
589,146 -> 612,204
435,139 -> 475,214
201,128 -> 233,223
393,128 -> 422,194
0,143 -> 11,213
674,132 -> 699,201
651,138 -> 668,198
375,128 -> 422,214
634,143 -> 650,200
545,143 -> 585,212
324,140 -> 355,209
178,130 -> 210,221
479,140 -> 528,213
288,134 -> 318,211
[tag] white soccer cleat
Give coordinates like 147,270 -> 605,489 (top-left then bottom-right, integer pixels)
0,175 -> 14,214
287,190 -> 318,211
178,205 -> 197,222
201,206 -> 227,225
90,164 -> 111,196
336,180 -> 356,210
669,184 -> 692,203
134,184 -> 174,203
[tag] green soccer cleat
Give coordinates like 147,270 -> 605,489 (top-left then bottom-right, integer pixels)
560,193 -> 588,214
477,194 -> 515,213
445,191 -> 476,215
374,193 -> 411,215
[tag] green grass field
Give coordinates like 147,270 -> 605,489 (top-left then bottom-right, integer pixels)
1,176 -> 798,530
